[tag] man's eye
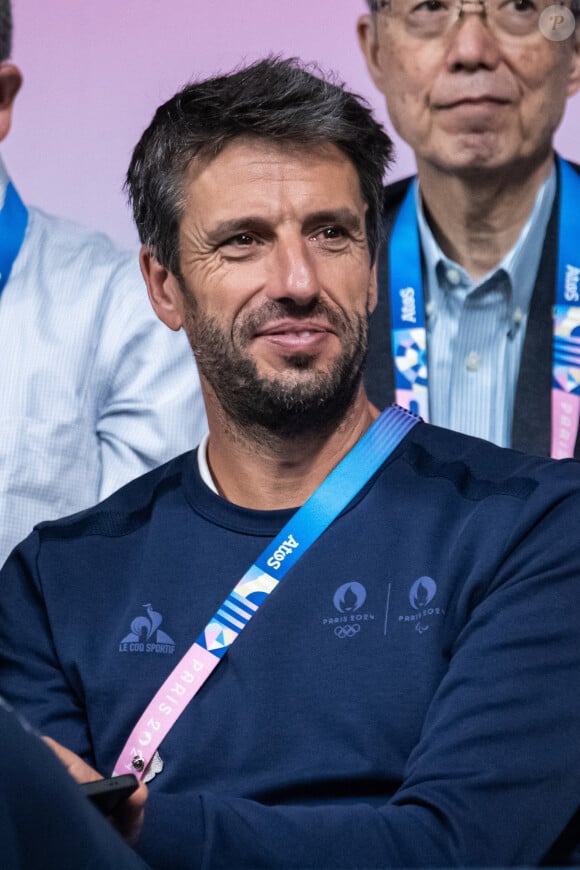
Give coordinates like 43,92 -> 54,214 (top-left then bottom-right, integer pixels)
510,0 -> 536,11
223,234 -> 256,247
218,233 -> 264,259
411,0 -> 447,12
313,226 -> 347,242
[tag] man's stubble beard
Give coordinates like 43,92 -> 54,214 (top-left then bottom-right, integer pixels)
183,298 -> 369,441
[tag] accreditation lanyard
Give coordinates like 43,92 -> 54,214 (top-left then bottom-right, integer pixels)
551,159 -> 580,458
388,157 -> 580,458
0,181 -> 28,299
114,404 -> 420,779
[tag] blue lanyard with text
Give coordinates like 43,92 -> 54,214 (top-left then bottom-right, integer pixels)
551,158 -> 580,458
388,157 -> 580,457
0,181 -> 28,299
114,403 -> 421,777
388,181 -> 429,420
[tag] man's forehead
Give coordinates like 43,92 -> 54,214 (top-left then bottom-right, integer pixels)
185,137 -> 356,183
181,138 -> 365,225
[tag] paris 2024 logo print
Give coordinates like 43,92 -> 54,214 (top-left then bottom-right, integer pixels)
322,582 -> 376,639
398,576 -> 445,635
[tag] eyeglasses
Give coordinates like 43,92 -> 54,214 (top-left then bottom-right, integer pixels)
371,0 -> 577,39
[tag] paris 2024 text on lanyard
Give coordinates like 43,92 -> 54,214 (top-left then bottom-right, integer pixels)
114,404 -> 420,779
388,156 -> 580,460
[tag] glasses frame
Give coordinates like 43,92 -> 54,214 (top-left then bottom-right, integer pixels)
369,0 -> 578,39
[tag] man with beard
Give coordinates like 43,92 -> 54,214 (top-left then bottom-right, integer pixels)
1,58 -> 580,868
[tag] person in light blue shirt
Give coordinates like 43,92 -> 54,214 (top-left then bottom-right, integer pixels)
0,0 -> 207,565
358,0 -> 580,457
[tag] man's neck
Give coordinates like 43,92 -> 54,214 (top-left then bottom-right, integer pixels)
415,152 -> 554,281
204,388 -> 379,511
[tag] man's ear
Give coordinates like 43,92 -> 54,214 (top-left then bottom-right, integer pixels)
139,246 -> 185,331
567,25 -> 580,98
357,14 -> 387,90
0,63 -> 22,142
368,261 -> 378,316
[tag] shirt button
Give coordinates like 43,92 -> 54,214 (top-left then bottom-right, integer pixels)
513,307 -> 523,324
447,268 -> 461,285
465,351 -> 480,372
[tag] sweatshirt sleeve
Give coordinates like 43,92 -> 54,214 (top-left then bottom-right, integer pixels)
0,532 -> 94,761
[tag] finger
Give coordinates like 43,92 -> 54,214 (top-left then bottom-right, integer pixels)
42,736 -> 101,784
111,781 -> 148,845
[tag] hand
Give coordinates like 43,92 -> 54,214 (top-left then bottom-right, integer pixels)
43,736 -> 148,845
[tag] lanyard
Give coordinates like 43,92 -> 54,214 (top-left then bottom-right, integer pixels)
388,181 -> 429,421
113,404 -> 420,779
388,157 -> 580,458
551,158 -> 580,458
0,181 -> 28,299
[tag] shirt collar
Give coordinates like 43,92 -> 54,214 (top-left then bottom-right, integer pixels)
415,162 -> 557,317
197,432 -> 219,494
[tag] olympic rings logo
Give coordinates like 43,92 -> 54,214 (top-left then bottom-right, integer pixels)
334,624 -> 361,639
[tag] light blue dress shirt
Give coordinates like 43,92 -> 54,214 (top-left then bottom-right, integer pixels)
416,164 -> 556,446
0,157 -> 208,566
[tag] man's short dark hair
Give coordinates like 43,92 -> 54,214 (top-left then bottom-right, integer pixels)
0,0 -> 12,62
126,57 -> 392,275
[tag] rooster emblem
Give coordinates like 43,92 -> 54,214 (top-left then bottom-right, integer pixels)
121,603 -> 175,645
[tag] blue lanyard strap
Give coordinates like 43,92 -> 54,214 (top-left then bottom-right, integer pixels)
555,157 -> 579,310
0,181 -> 28,299
388,183 -> 429,419
114,403 -> 421,777
211,403 -> 421,651
551,157 -> 580,458
388,159 -> 580,457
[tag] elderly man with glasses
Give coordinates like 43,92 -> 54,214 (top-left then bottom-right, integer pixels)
359,0 -> 580,458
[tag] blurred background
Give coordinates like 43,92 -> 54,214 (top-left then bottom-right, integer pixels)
6,0 -> 579,249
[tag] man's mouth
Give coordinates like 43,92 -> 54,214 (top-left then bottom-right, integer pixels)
253,319 -> 335,351
254,319 -> 333,337
435,96 -> 511,110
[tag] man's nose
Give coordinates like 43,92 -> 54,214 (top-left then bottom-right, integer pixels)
266,237 -> 320,305
445,9 -> 502,71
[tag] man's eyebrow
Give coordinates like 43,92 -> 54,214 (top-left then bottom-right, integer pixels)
206,209 -> 365,242
303,209 -> 364,233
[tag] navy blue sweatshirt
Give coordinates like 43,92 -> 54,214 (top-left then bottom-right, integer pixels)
1,421 -> 579,868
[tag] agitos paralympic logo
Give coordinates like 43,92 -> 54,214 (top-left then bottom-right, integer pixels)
398,576 -> 445,635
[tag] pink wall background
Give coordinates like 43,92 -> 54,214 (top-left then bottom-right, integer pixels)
4,0 -> 579,250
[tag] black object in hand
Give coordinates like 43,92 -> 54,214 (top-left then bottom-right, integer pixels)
80,774 -> 139,815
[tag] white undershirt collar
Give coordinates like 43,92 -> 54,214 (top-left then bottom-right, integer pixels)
197,432 -> 219,494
